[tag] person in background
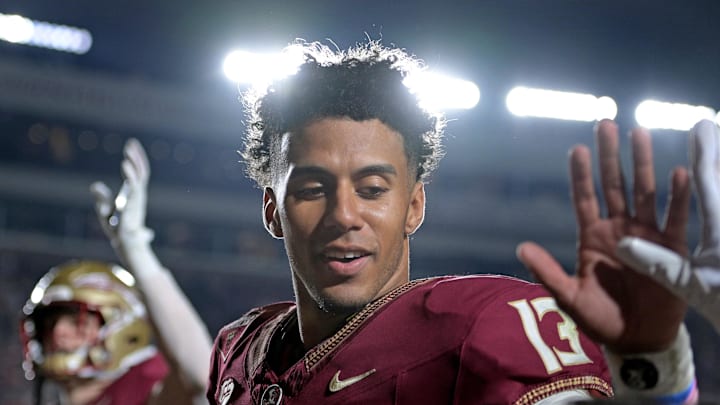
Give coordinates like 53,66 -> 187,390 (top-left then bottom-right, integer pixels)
19,138 -> 213,405
20,260 -> 198,405
90,138 -> 214,403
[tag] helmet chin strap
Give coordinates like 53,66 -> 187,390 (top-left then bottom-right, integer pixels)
41,345 -> 93,380
42,319 -> 112,381
42,343 -> 125,382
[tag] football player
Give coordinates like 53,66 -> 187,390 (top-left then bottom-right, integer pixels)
205,40 -> 696,404
20,260 -> 199,405
89,137 -> 213,404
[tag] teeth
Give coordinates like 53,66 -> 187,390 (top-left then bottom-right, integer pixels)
328,252 -> 363,259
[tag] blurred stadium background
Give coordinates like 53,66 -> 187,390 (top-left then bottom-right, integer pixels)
1,1 -> 720,401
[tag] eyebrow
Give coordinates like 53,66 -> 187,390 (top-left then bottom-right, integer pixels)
287,166 -> 330,181
288,164 -> 397,180
354,164 -> 397,178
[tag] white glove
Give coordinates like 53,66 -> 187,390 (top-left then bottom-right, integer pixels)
90,138 -> 154,250
616,119 -> 720,333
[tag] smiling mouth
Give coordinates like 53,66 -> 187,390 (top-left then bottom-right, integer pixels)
324,252 -> 370,263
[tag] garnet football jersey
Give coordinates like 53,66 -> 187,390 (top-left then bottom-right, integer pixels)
207,275 -> 613,405
88,351 -> 168,405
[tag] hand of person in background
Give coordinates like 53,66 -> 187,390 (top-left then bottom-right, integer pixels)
517,119 -> 691,353
90,139 -> 212,403
517,120 -> 697,402
90,138 -> 154,253
617,119 -> 720,334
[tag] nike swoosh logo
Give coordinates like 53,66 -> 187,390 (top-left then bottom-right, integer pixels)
328,368 -> 377,392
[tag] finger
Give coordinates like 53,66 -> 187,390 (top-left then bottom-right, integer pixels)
631,127 -> 657,226
121,159 -> 139,188
595,119 -> 628,217
690,119 -> 720,248
89,181 -> 113,217
662,167 -> 690,253
516,242 -> 579,307
616,237 -> 692,301
570,145 -> 600,229
124,138 -> 151,182
122,140 -> 142,184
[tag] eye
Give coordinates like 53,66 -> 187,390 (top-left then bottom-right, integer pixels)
294,186 -> 325,200
358,186 -> 388,199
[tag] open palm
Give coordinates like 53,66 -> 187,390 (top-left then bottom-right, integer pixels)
518,120 -> 691,353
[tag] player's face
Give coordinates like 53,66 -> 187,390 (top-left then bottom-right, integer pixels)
43,309 -> 101,352
265,118 -> 425,314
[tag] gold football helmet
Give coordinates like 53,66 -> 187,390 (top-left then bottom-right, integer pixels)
20,260 -> 155,381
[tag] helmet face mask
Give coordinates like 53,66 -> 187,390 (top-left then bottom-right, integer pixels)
20,261 -> 155,381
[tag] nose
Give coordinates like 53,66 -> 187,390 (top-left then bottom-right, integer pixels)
323,183 -> 363,232
49,313 -> 100,352
51,322 -> 86,352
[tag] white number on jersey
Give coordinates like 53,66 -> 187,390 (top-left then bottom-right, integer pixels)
509,297 -> 592,374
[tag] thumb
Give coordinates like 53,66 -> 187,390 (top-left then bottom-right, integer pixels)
616,237 -> 692,295
516,241 -> 577,307
90,181 -> 113,217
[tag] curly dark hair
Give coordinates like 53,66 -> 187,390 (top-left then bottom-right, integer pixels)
241,40 -> 446,188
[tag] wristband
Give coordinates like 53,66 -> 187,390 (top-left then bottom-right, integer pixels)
603,324 -> 697,404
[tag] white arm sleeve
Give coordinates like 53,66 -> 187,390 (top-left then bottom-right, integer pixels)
118,230 -> 213,397
94,139 -> 213,398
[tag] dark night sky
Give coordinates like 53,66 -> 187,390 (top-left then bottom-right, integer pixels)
2,1 -> 719,101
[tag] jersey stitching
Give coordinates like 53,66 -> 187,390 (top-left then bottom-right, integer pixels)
304,278 -> 433,370
513,376 -> 614,405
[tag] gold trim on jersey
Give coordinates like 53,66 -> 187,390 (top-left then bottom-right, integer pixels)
513,376 -> 614,405
304,278 -> 429,371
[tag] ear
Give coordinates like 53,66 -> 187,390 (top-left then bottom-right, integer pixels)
263,188 -> 283,239
405,182 -> 425,236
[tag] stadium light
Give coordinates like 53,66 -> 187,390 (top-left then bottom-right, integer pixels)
223,48 -> 480,111
0,13 -> 92,54
635,100 -> 716,131
403,71 -> 480,111
506,86 -> 617,122
223,47 -> 305,88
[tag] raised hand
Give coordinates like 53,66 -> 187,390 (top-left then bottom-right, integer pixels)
617,119 -> 720,333
517,119 -> 692,353
90,138 -> 153,247
90,138 -> 212,397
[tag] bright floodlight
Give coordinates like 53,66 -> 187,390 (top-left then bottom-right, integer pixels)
635,100 -> 716,131
506,86 -> 617,122
223,49 -> 480,111
403,71 -> 481,110
0,14 -> 33,43
223,46 -> 305,88
0,13 -> 92,54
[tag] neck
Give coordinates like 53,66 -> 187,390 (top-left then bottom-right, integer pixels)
296,303 -> 354,350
